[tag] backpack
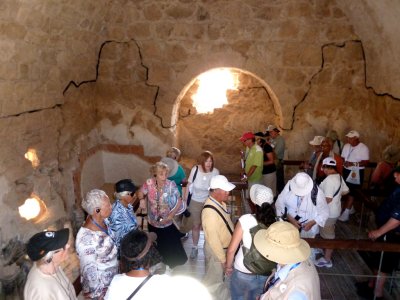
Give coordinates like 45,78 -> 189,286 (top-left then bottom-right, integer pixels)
242,222 -> 275,275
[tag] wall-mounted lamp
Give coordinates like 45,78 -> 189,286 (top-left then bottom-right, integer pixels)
18,195 -> 47,221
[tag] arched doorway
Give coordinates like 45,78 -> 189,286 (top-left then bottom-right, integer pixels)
174,67 -> 281,176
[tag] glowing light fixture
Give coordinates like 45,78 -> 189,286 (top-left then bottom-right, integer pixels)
191,68 -> 238,114
24,148 -> 40,168
18,195 -> 47,221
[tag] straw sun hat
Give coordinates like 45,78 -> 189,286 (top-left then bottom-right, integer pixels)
253,221 -> 311,265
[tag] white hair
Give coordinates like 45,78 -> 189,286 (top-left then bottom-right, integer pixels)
82,189 -> 108,215
114,191 -> 131,199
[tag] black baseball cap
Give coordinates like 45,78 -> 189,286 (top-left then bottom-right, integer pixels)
26,228 -> 69,261
115,179 -> 137,193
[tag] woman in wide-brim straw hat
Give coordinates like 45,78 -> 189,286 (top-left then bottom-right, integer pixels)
254,221 -> 321,300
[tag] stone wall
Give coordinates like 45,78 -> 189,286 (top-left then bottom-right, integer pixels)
0,0 -> 399,251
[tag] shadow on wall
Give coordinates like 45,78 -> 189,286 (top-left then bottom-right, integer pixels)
75,144 -> 161,208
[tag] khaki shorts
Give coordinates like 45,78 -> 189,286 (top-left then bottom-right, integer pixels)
319,218 -> 337,239
189,200 -> 204,226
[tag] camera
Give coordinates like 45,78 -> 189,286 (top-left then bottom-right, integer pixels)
183,209 -> 191,217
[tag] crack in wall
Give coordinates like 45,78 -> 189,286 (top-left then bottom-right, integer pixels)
0,104 -> 62,120
285,39 -> 400,131
62,39 -> 171,129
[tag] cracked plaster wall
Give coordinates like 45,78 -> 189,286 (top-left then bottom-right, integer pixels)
0,0 -> 399,245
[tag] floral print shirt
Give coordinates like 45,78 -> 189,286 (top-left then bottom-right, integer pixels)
75,226 -> 118,299
107,199 -> 138,250
141,178 -> 180,228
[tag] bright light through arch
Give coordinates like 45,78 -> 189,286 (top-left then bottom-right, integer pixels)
191,68 -> 238,114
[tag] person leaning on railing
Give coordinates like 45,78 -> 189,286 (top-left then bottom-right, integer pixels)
356,166 -> 400,300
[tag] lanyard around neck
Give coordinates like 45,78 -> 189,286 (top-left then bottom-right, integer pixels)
90,216 -> 109,235
210,197 -> 229,214
264,262 -> 301,293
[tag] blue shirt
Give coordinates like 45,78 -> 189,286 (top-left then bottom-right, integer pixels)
107,200 -> 138,250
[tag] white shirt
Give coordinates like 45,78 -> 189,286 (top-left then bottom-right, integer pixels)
188,166 -> 219,202
233,214 -> 258,273
319,174 -> 349,218
275,181 -> 329,238
341,142 -> 369,170
105,274 -> 170,299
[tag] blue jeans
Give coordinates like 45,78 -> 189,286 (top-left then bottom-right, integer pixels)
230,269 -> 267,300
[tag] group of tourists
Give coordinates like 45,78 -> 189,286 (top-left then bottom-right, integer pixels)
22,127 -> 400,300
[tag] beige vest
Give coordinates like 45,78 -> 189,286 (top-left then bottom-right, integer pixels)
261,259 -> 321,300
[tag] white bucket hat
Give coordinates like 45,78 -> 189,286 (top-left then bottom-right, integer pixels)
289,172 -> 313,196
254,221 -> 311,265
250,184 -> 273,207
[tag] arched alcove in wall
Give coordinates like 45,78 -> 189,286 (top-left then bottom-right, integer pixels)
174,68 -> 282,176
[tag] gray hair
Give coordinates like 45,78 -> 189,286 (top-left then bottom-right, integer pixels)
37,250 -> 57,266
82,189 -> 108,215
166,147 -> 181,160
114,191 -> 131,199
150,161 -> 169,176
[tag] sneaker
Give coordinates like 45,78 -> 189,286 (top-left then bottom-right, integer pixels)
189,247 -> 198,259
314,248 -> 324,255
314,257 -> 333,268
338,209 -> 350,222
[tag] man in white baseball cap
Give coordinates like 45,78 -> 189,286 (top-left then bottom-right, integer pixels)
201,175 -> 235,300
339,129 -> 370,222
315,157 -> 349,268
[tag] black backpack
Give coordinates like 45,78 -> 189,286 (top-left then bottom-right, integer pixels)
242,222 -> 275,275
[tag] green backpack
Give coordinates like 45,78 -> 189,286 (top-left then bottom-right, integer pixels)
242,222 -> 275,275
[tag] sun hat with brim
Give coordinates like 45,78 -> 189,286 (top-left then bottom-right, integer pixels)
26,228 -> 69,261
250,184 -> 273,207
309,136 -> 325,146
161,157 -> 179,177
382,145 -> 400,164
289,172 -> 314,196
121,231 -> 158,261
253,221 -> 310,265
209,175 -> 236,192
